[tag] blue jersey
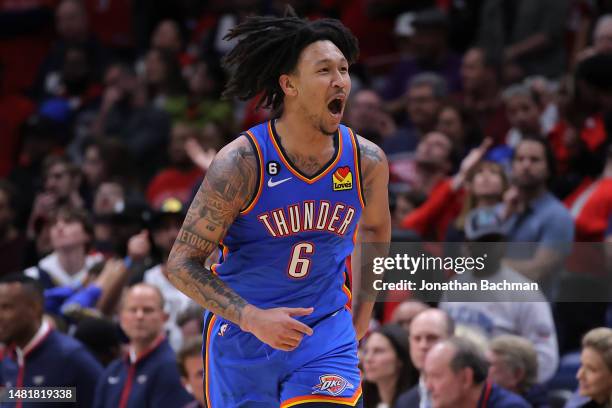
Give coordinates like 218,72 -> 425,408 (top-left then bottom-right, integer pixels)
214,120 -> 365,324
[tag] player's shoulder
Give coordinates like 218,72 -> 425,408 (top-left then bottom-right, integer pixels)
206,134 -> 259,179
353,134 -> 388,179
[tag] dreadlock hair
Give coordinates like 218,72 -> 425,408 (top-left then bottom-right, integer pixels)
222,8 -> 359,114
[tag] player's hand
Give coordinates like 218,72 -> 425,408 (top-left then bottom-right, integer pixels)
239,305 -> 314,351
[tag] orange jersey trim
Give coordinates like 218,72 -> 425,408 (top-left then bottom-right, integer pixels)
267,121 -> 343,184
240,131 -> 264,215
204,315 -> 217,408
347,128 -> 365,209
280,385 -> 362,407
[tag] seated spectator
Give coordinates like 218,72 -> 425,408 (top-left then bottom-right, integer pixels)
79,138 -> 133,209
0,274 -> 103,407
381,8 -> 462,102
503,136 -> 575,285
446,159 -> 507,243
436,101 -> 483,160
576,14 -> 612,61
399,137 -> 492,241
502,83 -> 545,147
177,337 -> 205,408
344,88 -> 394,147
25,206 -> 102,289
150,20 -> 184,56
395,308 -> 455,408
27,155 -> 84,240
183,56 -> 234,136
33,0 -> 108,101
0,180 -> 27,275
176,305 -> 205,342
383,73 -> 447,156
487,335 -> 550,408
39,44 -> 103,116
362,324 -> 418,408
389,131 -> 455,197
143,48 -> 189,121
91,63 -> 171,183
478,0 -> 569,80
459,47 -> 510,144
567,327 -> 612,408
93,283 -> 193,407
146,122 -> 205,209
593,15 -> 612,55
144,198 -> 196,350
424,337 -> 530,407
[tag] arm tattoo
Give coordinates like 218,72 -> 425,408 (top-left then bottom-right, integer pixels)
359,138 -> 384,204
166,137 -> 257,325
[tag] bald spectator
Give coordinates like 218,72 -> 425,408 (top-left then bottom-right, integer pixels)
395,308 -> 454,408
93,283 -> 193,408
391,300 -> 430,334
425,337 -> 530,408
0,274 -> 103,408
488,335 -> 549,408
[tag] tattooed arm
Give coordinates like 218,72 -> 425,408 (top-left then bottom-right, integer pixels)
351,136 -> 391,340
165,136 -> 313,351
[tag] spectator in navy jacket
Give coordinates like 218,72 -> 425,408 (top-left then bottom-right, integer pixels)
0,274 -> 103,408
424,337 -> 531,408
93,283 -> 193,408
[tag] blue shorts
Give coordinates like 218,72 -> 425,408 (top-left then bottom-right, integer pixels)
202,307 -> 362,407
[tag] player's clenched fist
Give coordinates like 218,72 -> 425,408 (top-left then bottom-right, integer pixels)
239,305 -> 314,351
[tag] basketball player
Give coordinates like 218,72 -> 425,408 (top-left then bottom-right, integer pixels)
166,11 -> 390,407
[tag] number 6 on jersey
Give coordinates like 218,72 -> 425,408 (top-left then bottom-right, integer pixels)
287,242 -> 315,278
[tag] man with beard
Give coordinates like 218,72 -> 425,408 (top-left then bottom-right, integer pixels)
502,136 -> 574,285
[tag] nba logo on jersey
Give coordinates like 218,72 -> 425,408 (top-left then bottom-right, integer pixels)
312,374 -> 354,396
332,166 -> 353,191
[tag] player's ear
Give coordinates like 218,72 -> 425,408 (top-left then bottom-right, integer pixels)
279,74 -> 298,97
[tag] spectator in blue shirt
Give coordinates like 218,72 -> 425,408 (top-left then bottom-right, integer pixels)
503,135 -> 575,285
93,283 -> 193,408
424,337 -> 531,408
0,274 -> 103,408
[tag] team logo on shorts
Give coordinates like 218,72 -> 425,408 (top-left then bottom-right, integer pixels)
218,323 -> 229,336
312,374 -> 354,396
332,166 -> 353,191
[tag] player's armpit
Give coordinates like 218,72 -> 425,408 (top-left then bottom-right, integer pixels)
165,136 -> 258,326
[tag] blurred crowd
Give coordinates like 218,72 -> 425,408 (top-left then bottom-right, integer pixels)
1,0 -> 612,407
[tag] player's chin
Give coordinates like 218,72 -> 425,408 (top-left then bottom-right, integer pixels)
322,114 -> 342,135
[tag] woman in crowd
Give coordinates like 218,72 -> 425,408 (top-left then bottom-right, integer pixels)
362,324 -> 418,408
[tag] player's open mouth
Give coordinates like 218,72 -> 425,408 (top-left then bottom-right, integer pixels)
327,97 -> 344,117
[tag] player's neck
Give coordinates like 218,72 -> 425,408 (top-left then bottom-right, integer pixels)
275,115 -> 334,156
